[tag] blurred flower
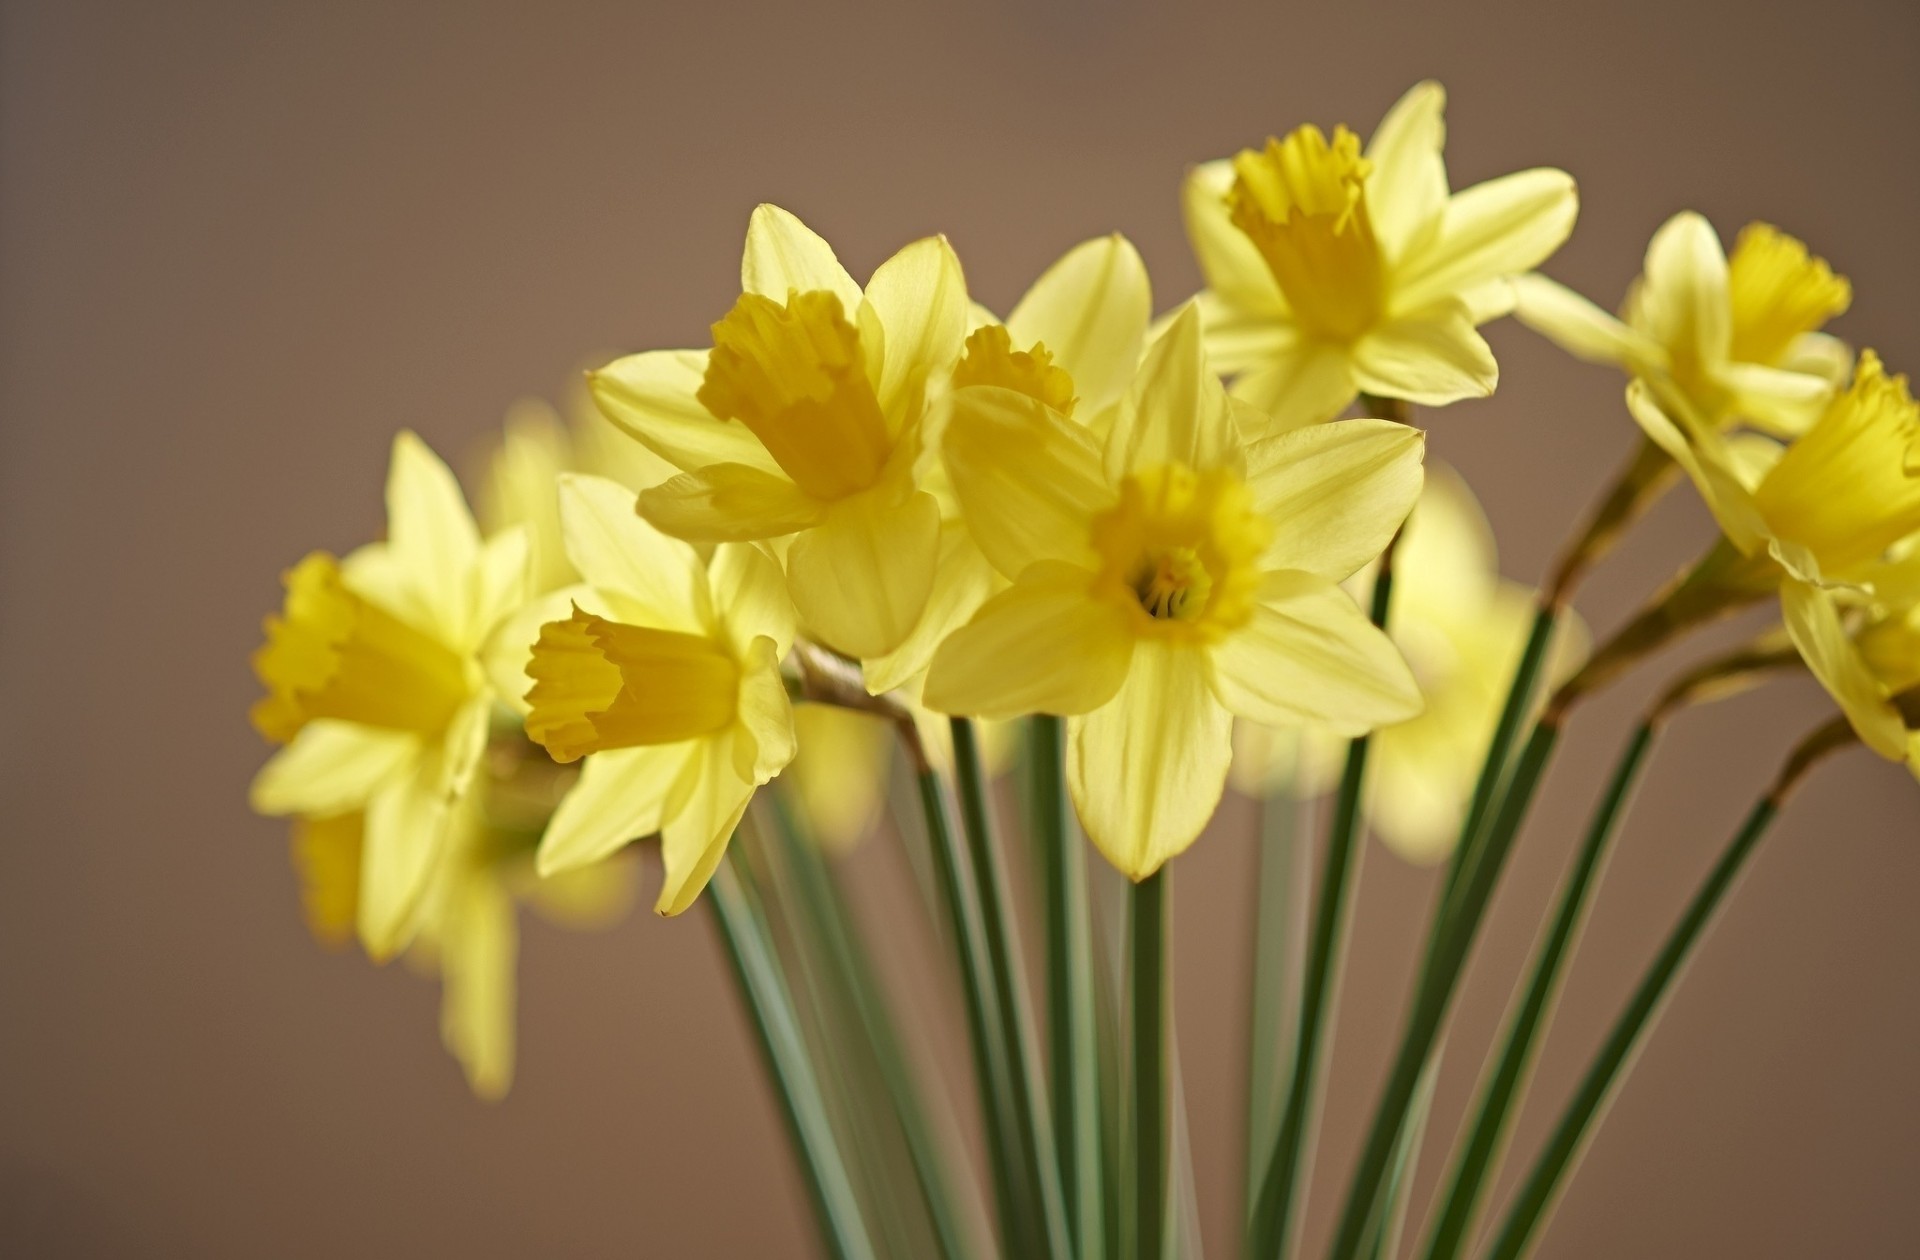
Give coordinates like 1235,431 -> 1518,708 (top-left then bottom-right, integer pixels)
250,433 -> 527,958
523,474 -> 797,914
589,205 -> 968,662
1784,558 -> 1920,776
1230,464 -> 1587,862
925,305 -> 1424,878
1517,214 -> 1850,438
1182,81 -> 1577,425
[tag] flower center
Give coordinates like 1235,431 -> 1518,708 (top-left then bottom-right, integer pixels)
1090,463 -> 1272,641
952,325 -> 1078,418
1727,223 -> 1850,367
1227,124 -> 1386,343
524,606 -> 740,763
698,289 -> 892,500
251,553 -> 471,744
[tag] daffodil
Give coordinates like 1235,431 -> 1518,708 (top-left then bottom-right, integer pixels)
1230,464 -> 1585,862
588,204 -> 969,662
924,305 -> 1424,878
1516,213 -> 1851,438
250,432 -> 527,958
1784,566 -> 1920,776
1182,81 -> 1577,426
522,473 -> 797,914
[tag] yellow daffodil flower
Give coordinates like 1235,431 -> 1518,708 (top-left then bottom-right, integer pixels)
522,473 -> 797,914
1517,213 -> 1851,437
250,432 -> 528,958
924,304 -> 1425,878
1182,81 -> 1577,426
588,204 -> 969,662
1230,464 -> 1586,862
1783,557 -> 1920,776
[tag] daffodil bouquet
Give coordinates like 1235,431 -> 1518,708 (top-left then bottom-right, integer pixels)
246,82 -> 1915,1259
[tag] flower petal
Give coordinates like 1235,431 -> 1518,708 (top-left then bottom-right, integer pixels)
558,473 -> 707,630
741,203 -> 863,313
1245,418 -> 1426,580
863,522 -> 999,694
710,541 -> 796,659
438,867 -> 517,1100
1719,360 -> 1835,438
387,431 -> 482,643
656,737 -> 755,916
1207,571 -> 1423,735
1633,211 -> 1731,370
539,742 -> 698,875
1392,168 -> 1578,315
942,384 -> 1110,578
788,704 -> 894,853
1068,639 -> 1232,880
1511,272 -> 1645,366
1625,380 -> 1768,553
786,489 -> 941,659
863,235 -> 969,422
589,349 -> 782,475
638,463 -> 826,542
250,721 -> 419,817
1781,579 -> 1905,760
1365,80 -> 1449,261
735,637 -> 798,783
1192,290 -> 1298,378
470,526 -> 531,648
1106,302 -> 1237,481
1181,160 -> 1289,314
1351,303 -> 1498,405
1006,234 -> 1152,413
924,562 -> 1134,720
1228,337 -> 1358,431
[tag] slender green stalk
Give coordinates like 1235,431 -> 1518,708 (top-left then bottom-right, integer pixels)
1032,714 -> 1105,1258
1420,721 -> 1656,1260
1243,788 -> 1302,1221
763,793 -> 975,1260
1249,541 -> 1398,1259
914,764 -> 1035,1253
1483,718 -> 1854,1260
1358,1054 -> 1441,1260
1132,869 -> 1172,1260
708,854 -> 877,1260
1326,719 -> 1562,1260
949,718 -> 1072,1259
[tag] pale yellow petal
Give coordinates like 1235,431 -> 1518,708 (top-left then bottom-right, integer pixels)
786,489 -> 941,659
1364,80 -> 1449,260
589,349 -> 782,475
1182,160 -> 1289,314
741,203 -> 863,313
1625,381 -> 1769,553
539,742 -> 697,875
1392,168 -> 1578,315
1192,290 -> 1297,378
924,562 -> 1134,719
863,522 -> 999,695
1106,303 -> 1237,481
1780,332 -> 1853,386
656,737 -> 755,916
789,704 -> 894,853
1781,579 -> 1905,759
1207,571 -> 1423,735
386,431 -> 482,643
1228,338 -> 1358,431
470,526 -> 531,650
1069,639 -> 1232,880
558,473 -> 707,631
638,463 -> 826,542
710,541 -> 797,659
1351,303 -> 1498,405
439,868 -> 517,1100
735,637 -> 798,783
1719,360 -> 1835,438
1244,418 -> 1425,580
1632,211 -> 1731,368
250,721 -> 418,817
942,384 -> 1110,578
863,235 -> 969,423
1006,234 -> 1152,413
1511,272 -> 1646,367
481,583 -> 602,716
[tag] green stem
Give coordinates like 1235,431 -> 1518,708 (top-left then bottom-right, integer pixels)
1325,719 -> 1562,1260
1243,788 -> 1302,1222
708,853 -> 877,1260
1420,721 -> 1656,1260
951,717 -> 1072,1259
1249,537 -> 1398,1259
1132,869 -> 1172,1260
1483,718 -> 1854,1260
1033,715 -> 1105,1258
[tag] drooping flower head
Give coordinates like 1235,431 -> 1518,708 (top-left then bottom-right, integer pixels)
521,474 -> 797,914
589,205 -> 968,663
925,305 -> 1425,878
250,432 -> 527,958
1182,81 -> 1577,426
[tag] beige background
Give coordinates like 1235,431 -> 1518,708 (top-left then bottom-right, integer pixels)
4,1 -> 1918,1255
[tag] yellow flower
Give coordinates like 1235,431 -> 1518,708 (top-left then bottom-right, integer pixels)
250,432 -> 528,959
924,305 -> 1424,878
588,205 -> 969,661
786,703 -> 895,853
1782,577 -> 1920,774
522,474 -> 797,914
1628,350 -> 1920,588
1230,465 -> 1586,862
1182,81 -> 1577,426
1517,213 -> 1851,437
